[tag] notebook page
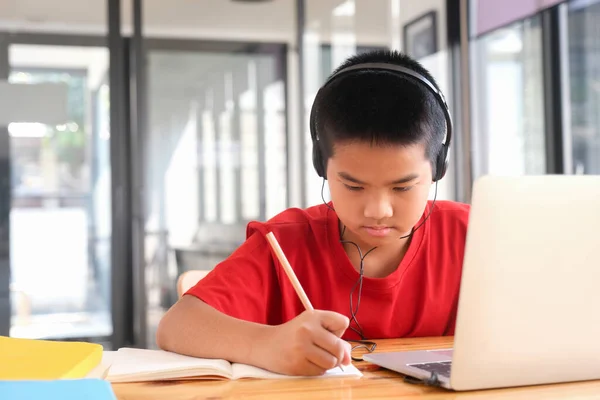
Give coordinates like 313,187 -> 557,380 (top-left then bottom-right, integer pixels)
87,351 -> 117,379
106,348 -> 233,382
231,362 -> 363,380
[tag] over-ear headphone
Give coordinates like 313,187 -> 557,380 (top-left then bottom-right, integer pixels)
309,62 -> 453,182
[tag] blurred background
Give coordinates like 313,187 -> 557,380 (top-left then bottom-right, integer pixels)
0,0 -> 598,349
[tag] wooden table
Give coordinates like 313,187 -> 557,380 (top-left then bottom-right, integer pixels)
111,337 -> 600,399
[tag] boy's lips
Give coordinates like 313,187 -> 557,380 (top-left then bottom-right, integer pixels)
363,226 -> 392,237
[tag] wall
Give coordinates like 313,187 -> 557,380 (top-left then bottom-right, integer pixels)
399,0 -> 447,51
401,0 -> 456,201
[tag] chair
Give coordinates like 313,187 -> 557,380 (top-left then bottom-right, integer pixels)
176,270 -> 210,298
9,283 -> 31,324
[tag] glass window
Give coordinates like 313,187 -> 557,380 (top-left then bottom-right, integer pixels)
202,106 -> 218,222
472,16 -> 546,178
567,0 -> 600,174
143,47 -> 287,347
264,79 -> 287,219
240,77 -> 260,221
6,45 -> 112,340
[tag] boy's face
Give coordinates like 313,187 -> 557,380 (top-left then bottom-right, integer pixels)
326,141 -> 433,248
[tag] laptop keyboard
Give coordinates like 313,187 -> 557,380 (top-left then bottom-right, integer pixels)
408,361 -> 452,378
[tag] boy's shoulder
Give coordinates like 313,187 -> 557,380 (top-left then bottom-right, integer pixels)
432,199 -> 470,215
428,200 -> 470,230
245,204 -> 332,240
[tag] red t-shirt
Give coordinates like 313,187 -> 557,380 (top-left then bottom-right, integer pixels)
186,200 -> 470,340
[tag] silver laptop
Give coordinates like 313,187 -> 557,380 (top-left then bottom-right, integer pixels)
363,175 -> 600,391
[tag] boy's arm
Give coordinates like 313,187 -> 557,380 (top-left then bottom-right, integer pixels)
156,295 -> 271,366
156,295 -> 351,376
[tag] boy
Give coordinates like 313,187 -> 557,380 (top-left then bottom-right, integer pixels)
156,50 -> 470,377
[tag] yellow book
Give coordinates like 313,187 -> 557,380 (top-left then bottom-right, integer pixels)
0,336 -> 103,380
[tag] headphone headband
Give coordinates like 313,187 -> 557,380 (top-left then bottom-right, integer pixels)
310,61 -> 453,181
325,63 -> 446,102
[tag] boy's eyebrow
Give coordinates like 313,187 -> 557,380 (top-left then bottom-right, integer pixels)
337,171 -> 419,185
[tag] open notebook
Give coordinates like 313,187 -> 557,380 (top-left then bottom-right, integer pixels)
86,351 -> 117,380
106,348 -> 362,382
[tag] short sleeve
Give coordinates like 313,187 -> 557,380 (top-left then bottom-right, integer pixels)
184,231 -> 283,325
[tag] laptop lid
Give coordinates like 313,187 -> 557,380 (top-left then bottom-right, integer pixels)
450,175 -> 600,391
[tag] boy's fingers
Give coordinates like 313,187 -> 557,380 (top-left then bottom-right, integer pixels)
317,311 -> 350,336
304,343 -> 339,371
312,329 -> 347,368
342,341 -> 352,366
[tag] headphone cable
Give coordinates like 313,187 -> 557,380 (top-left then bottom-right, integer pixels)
321,178 -> 439,339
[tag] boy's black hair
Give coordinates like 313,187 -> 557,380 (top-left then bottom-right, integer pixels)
313,49 -> 447,176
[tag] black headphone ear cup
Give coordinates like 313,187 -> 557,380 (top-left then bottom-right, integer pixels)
309,95 -> 327,179
312,144 -> 326,178
433,145 -> 449,182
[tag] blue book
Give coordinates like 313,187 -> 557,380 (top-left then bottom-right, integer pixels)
0,379 -> 116,400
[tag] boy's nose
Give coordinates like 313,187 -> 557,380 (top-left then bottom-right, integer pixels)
363,195 -> 393,221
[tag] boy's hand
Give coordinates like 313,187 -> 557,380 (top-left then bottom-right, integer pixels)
263,310 -> 352,376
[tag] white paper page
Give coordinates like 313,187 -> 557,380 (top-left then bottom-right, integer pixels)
106,348 -> 232,381
101,351 -> 118,366
86,351 -> 117,379
231,362 -> 363,380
